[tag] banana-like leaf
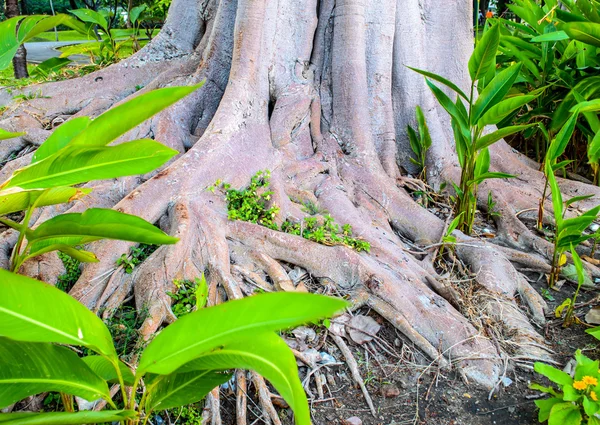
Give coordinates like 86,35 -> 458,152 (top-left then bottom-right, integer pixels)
531,31 -> 569,42
0,128 -> 25,141
0,186 -> 91,216
82,356 -> 135,386
478,95 -> 537,127
27,209 -> 178,252
407,67 -> 468,100
589,131 -> 600,164
572,99 -> 600,114
552,77 -> 600,131
144,370 -> 231,412
69,8 -> 108,32
23,245 -> 99,264
0,338 -> 110,408
68,84 -> 203,148
4,139 -> 177,189
30,57 -> 72,78
546,161 -> 564,228
474,124 -> 536,151
426,80 -> 471,141
138,292 -> 348,376
577,0 -> 600,23
0,269 -> 116,358
469,24 -> 500,82
0,17 -> 21,70
415,105 -> 432,150
0,410 -> 136,424
32,117 -> 91,163
471,63 -> 523,124
547,112 -> 579,161
561,22 -> 600,47
175,332 -> 311,425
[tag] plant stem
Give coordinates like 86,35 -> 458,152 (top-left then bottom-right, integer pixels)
538,173 -> 549,230
10,205 -> 34,272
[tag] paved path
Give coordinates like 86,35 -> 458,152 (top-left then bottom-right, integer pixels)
24,41 -> 91,65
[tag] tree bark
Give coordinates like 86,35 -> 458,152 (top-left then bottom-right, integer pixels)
1,0 -> 598,415
5,0 -> 29,79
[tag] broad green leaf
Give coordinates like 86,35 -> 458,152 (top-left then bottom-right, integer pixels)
478,95 -> 537,127
30,57 -> 72,78
572,99 -> 600,114
0,410 -> 136,424
68,84 -> 204,148
0,269 -> 116,357
546,162 -> 564,228
590,415 -> 600,425
32,117 -> 91,164
574,349 -> 600,381
407,125 -> 421,159
426,80 -> 470,141
0,339 -> 110,408
27,208 -> 178,253
565,194 -> 595,208
532,31 -> 570,42
138,293 -> 348,376
469,172 -> 515,185
548,401 -> 582,425
471,63 -> 523,124
590,131 -> 600,164
129,5 -> 147,24
469,24 -> 500,81
407,67 -> 468,100
474,124 -> 536,151
0,17 -> 21,70
69,8 -> 108,32
0,186 -> 91,216
446,213 -> 463,235
548,113 -> 579,161
5,139 -> 177,189
583,396 -> 600,418
451,118 -> 469,168
0,128 -> 25,141
535,361 -> 573,386
144,370 -> 231,412
82,356 -> 135,386
535,397 -> 563,422
195,274 -> 208,309
474,147 -> 491,179
176,332 -> 310,425
561,22 -> 600,47
552,77 -> 600,131
587,326 -> 600,340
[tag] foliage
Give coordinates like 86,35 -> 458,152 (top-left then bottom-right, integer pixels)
117,243 -> 157,273
532,350 -> 600,425
167,275 -> 209,318
0,269 -> 347,424
411,23 -> 536,234
407,105 -> 432,181
105,304 -> 147,360
281,216 -> 370,252
0,84 -> 203,272
56,252 -> 82,292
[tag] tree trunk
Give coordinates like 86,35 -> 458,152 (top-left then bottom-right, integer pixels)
5,0 -> 29,79
2,0 -> 599,417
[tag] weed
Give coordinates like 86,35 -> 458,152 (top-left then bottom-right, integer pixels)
56,252 -> 82,292
12,89 -> 49,101
156,404 -> 204,424
485,191 -> 501,221
407,105 -> 432,181
302,200 -> 325,216
281,216 -> 370,252
117,243 -> 157,273
540,288 -> 555,302
167,279 -> 197,318
106,304 -> 148,360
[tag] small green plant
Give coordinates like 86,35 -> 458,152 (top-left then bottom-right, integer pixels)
486,191 -> 501,221
407,105 -> 432,181
0,84 -> 203,272
0,269 -> 346,425
56,251 -> 82,292
558,245 -> 586,325
532,350 -> 600,425
411,23 -> 538,234
281,216 -> 370,252
167,275 -> 209,318
438,213 -> 463,258
117,244 -> 158,273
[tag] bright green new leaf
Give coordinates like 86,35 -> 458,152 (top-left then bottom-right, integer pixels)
546,162 -> 564,229
471,63 -> 523,124
5,139 -> 177,189
0,17 -> 21,70
478,95 -> 537,127
82,356 -> 135,386
138,292 -> 348,376
474,124 -> 536,151
535,361 -> 573,386
0,128 -> 25,141
195,274 -> 208,309
0,338 -> 110,408
32,117 -> 91,164
0,186 -> 91,217
68,84 -> 204,148
469,24 -> 500,82
407,67 -> 468,100
0,269 -> 116,357
69,8 -> 108,32
474,147 -> 491,179
571,99 -> 600,114
532,31 -> 570,42
0,410 -> 137,424
176,332 -> 311,425
144,370 -> 231,412
548,401 -> 582,425
425,80 -> 470,141
565,194 -> 595,208
129,5 -> 147,24
415,105 -> 432,151
535,397 -> 563,423
561,22 -> 600,47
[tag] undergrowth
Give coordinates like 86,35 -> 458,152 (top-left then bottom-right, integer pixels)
215,171 -> 370,252
167,279 -> 200,318
106,304 -> 148,360
56,252 -> 82,292
117,243 -> 158,273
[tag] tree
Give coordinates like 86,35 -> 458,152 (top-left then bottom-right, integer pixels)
5,0 -> 28,78
1,0 -> 599,420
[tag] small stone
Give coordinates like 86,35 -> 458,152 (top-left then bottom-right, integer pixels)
341,416 -> 362,425
327,373 -> 337,386
381,384 -> 401,398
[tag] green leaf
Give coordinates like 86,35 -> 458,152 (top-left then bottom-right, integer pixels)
590,415 -> 600,425
68,84 -> 204,148
548,401 -> 582,425
27,208 -> 178,255
589,131 -> 600,164
0,17 -> 21,71
195,274 -> 208,309
474,147 -> 491,179
584,396 -> 600,418
5,139 -> 177,190
561,22 -> 600,47
144,370 -> 231,412
563,384 -> 582,402
0,128 -> 25,141
69,8 -> 108,32
529,382 -> 558,396
535,397 -> 563,422
571,99 -> 600,114
469,172 -> 515,185
0,269 -> 116,358
0,338 -> 110,408
586,326 -> 600,341
532,31 -> 570,42
426,80 -> 470,141
548,113 -> 579,162
471,63 -> 523,124
407,67 -> 468,100
138,293 -> 348,376
176,332 -> 311,425
546,163 -> 564,229
535,362 -> 573,386
478,95 -> 537,127
415,105 -> 432,150
565,194 -> 595,208
474,124 -> 536,151
30,57 -> 72,78
32,117 -> 91,164
574,350 -> 600,381
469,24 -> 501,82
82,356 -> 135,386
129,5 -> 147,24
0,410 -> 137,424
0,186 -> 91,216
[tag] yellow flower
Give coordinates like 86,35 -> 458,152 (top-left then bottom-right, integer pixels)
592,391 -> 598,402
574,380 -> 587,390
583,376 -> 599,387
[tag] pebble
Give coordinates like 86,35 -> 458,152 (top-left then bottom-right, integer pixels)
381,383 -> 401,398
341,417 -> 362,425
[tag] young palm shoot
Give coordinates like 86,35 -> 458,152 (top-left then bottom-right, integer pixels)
411,23 -> 537,234
407,105 -> 432,182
